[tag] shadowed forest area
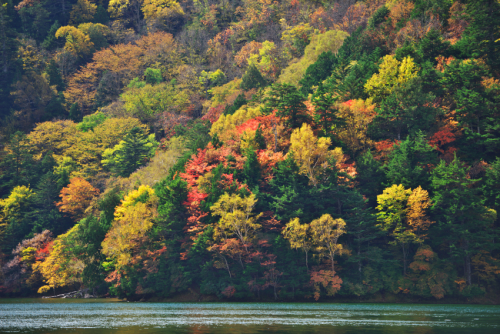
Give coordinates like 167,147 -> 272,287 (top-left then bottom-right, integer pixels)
1,0 -> 500,303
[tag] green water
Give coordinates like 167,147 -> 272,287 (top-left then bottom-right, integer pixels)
0,299 -> 499,333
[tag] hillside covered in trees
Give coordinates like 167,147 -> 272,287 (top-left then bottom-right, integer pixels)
1,0 -> 500,302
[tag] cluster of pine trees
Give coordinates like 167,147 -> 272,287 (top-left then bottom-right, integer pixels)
1,0 -> 500,302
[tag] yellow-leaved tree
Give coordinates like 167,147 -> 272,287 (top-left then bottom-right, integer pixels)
364,55 -> 419,101
278,30 -> 349,86
55,26 -> 94,58
282,218 -> 313,271
336,99 -> 376,155
142,0 -> 184,20
289,123 -> 344,187
34,225 -> 84,294
310,214 -> 347,274
69,0 -> 97,25
27,117 -> 147,177
108,0 -> 143,29
0,186 -> 34,239
406,186 -> 435,239
247,41 -> 280,80
209,105 -> 262,143
376,184 -> 434,275
102,185 -> 158,269
64,32 -> 183,114
210,192 -> 263,252
208,78 -> 243,109
27,120 -> 78,161
109,0 -> 184,30
120,81 -> 191,122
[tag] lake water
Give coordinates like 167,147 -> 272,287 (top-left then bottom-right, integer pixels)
0,299 -> 499,333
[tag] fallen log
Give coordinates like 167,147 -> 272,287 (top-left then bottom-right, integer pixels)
42,289 -> 95,299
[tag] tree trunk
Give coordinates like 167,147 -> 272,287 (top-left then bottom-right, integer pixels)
238,252 -> 244,269
358,243 -> 362,279
401,242 -> 407,276
273,123 -> 277,153
330,251 -> 335,276
465,254 -> 472,286
305,250 -> 309,272
222,255 -> 232,278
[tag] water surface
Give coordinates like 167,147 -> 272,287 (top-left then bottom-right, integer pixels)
0,299 -> 499,333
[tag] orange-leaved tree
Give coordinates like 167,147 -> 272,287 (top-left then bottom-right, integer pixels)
56,177 -> 100,221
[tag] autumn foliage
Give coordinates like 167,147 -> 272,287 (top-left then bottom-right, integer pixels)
56,177 -> 100,220
1,0 -> 500,303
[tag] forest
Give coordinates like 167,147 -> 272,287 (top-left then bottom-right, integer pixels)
0,0 -> 500,302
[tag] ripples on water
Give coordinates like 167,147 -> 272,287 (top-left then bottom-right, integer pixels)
0,299 -> 499,334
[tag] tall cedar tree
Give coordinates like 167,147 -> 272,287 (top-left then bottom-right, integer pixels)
431,155 -> 497,285
263,83 -> 311,129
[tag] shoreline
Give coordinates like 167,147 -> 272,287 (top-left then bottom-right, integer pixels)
2,294 -> 499,305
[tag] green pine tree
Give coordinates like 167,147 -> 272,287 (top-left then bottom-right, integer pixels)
102,127 -> 158,177
311,83 -> 344,141
376,78 -> 437,140
355,150 -> 386,207
384,132 -> 437,190
431,154 -> 498,286
224,93 -> 247,116
0,2 -> 17,119
46,59 -> 65,91
241,64 -> 267,90
263,83 -> 312,129
0,132 -> 36,197
144,68 -> 163,85
243,148 -> 260,189
456,0 -> 500,73
69,103 -> 82,122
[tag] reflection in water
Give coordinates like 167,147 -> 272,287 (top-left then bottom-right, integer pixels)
0,300 -> 499,334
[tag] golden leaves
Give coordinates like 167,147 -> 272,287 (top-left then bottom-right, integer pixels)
310,214 -> 347,268
27,117 -> 145,177
210,105 -> 261,143
34,225 -> 84,293
102,185 -> 158,268
64,32 -> 182,114
336,99 -> 376,155
142,0 -> 184,20
406,186 -> 433,239
364,55 -> 419,101
376,184 -> 434,244
0,186 -> 34,235
289,123 -> 342,187
282,217 -> 312,253
283,214 -> 347,273
210,192 -> 262,245
55,26 -> 94,58
278,30 -> 349,86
